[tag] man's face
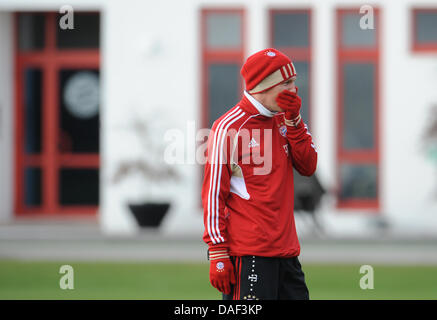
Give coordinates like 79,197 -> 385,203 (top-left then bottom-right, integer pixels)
257,77 -> 297,112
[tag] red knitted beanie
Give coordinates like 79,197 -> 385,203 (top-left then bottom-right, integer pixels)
241,48 -> 297,94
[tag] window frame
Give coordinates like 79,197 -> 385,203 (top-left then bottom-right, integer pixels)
199,8 -> 245,209
200,8 -> 246,130
269,8 -> 312,127
14,12 -> 100,217
336,8 -> 381,211
411,8 -> 437,53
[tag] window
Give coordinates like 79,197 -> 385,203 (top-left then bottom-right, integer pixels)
201,9 -> 245,128
336,9 -> 380,210
412,9 -> 437,52
269,9 -> 312,125
18,13 -> 45,51
56,12 -> 100,49
208,63 -> 241,126
15,12 -> 100,216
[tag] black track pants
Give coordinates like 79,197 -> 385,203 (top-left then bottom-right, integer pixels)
223,255 -> 309,300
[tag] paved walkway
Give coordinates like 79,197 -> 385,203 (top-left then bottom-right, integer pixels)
1,221 -> 436,264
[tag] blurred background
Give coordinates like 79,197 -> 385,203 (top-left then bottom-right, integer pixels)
0,0 -> 436,299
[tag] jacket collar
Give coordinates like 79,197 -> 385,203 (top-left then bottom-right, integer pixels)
243,91 -> 277,117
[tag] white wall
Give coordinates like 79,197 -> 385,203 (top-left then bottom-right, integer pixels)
101,0 -> 205,235
383,0 -> 437,234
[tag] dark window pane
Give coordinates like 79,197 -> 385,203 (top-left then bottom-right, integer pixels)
416,12 -> 437,44
56,13 -> 100,48
24,68 -> 42,154
208,63 -> 240,127
18,13 -> 45,51
293,61 -> 309,123
342,13 -> 376,48
59,69 -> 100,153
343,63 -> 375,150
340,164 -> 377,200
60,168 -> 99,205
24,167 -> 42,206
206,13 -> 241,49
273,12 -> 309,47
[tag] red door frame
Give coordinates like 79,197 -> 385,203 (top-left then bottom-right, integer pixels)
14,12 -> 100,217
268,8 -> 313,128
335,8 -> 381,211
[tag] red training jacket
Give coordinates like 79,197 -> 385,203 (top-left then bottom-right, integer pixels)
202,92 -> 317,258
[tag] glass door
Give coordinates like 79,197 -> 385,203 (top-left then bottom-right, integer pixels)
15,12 -> 100,216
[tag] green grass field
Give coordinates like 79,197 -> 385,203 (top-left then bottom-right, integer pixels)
0,260 -> 436,300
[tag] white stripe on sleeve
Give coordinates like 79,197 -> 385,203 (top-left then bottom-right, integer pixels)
207,107 -> 241,244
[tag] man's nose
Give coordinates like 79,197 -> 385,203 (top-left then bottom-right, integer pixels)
289,85 -> 298,94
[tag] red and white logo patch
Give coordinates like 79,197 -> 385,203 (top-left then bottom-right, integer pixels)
265,51 -> 276,57
216,262 -> 225,271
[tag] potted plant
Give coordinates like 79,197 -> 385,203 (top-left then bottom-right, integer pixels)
112,115 -> 181,228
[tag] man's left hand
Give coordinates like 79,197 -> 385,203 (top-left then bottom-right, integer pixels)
276,88 -> 301,121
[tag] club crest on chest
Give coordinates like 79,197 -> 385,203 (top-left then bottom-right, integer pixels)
279,125 -> 287,137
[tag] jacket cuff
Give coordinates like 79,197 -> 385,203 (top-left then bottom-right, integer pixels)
284,113 -> 302,127
207,244 -> 229,260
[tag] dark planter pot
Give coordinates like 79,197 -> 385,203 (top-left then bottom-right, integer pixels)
128,202 -> 170,228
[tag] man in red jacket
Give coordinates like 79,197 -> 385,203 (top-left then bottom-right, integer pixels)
202,48 -> 317,300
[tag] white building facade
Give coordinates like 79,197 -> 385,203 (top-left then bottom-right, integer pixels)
0,0 -> 436,237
